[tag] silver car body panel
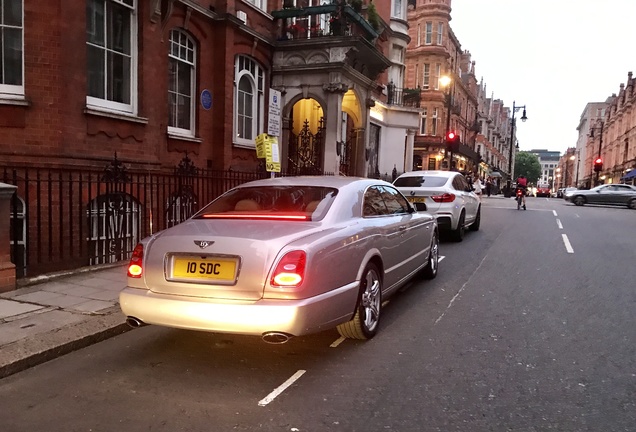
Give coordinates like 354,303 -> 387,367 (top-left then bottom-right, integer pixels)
120,176 -> 437,337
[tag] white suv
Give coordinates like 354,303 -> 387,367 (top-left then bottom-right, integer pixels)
394,170 -> 481,241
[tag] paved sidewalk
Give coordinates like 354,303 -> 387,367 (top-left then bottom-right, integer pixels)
0,264 -> 131,379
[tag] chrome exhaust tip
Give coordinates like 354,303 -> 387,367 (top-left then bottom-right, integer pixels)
126,316 -> 146,328
261,332 -> 292,344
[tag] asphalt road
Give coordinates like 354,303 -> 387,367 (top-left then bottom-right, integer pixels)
1,196 -> 635,432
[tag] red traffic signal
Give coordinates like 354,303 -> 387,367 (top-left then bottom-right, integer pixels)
445,131 -> 460,152
593,157 -> 603,172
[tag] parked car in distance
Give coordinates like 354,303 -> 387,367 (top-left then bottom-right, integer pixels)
393,170 -> 480,242
536,183 -> 551,197
120,176 -> 440,344
564,184 -> 636,208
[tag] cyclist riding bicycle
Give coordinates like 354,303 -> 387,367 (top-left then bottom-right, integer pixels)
515,175 -> 527,210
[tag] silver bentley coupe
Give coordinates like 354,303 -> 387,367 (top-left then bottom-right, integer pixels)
120,176 -> 439,343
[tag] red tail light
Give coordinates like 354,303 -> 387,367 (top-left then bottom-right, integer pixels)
128,244 -> 144,278
431,193 -> 456,203
270,250 -> 306,287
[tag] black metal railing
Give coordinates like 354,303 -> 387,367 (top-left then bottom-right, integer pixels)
2,161 -> 333,278
387,84 -> 421,108
273,3 -> 378,42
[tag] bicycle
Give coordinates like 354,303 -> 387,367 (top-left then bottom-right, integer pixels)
516,188 -> 526,210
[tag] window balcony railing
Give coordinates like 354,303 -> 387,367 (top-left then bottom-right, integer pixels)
386,84 -> 421,108
272,3 -> 379,42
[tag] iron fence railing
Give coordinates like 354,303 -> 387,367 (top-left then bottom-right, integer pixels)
2,160 -> 332,278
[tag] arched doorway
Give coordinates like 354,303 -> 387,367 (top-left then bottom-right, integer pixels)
287,98 -> 326,175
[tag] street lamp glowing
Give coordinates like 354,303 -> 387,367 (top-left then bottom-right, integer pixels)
439,75 -> 451,88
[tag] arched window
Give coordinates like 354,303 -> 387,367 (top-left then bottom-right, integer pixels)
234,55 -> 264,147
168,29 -> 196,136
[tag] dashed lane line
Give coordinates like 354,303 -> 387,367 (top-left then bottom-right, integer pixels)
562,234 -> 574,253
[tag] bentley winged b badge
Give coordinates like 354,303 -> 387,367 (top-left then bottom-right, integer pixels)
194,240 -> 214,249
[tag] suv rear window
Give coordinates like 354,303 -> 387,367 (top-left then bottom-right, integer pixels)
394,176 -> 447,187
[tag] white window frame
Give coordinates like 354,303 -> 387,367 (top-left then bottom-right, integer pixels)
423,63 -> 430,90
392,0 -> 404,19
234,55 -> 265,148
0,0 -> 24,98
434,64 -> 441,90
425,22 -> 432,45
168,29 -> 196,137
420,108 -> 427,135
437,22 -> 443,45
415,64 -> 419,88
86,0 -> 138,115
432,108 -> 439,135
244,0 -> 267,11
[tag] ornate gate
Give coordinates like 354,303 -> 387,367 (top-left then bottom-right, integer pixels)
339,129 -> 357,176
288,118 -> 325,175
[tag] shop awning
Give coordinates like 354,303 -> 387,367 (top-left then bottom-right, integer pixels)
620,170 -> 636,180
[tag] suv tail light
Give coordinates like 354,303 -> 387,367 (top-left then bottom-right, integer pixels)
431,193 -> 456,203
270,250 -> 306,287
128,244 -> 144,278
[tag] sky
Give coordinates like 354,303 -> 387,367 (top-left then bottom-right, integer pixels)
449,0 -> 636,154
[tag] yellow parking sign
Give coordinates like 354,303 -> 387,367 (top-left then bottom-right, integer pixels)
264,136 -> 281,173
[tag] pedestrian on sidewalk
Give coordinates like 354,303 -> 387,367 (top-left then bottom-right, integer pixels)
473,174 -> 483,200
485,176 -> 493,197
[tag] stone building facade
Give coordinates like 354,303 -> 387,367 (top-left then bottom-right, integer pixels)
405,0 -> 515,182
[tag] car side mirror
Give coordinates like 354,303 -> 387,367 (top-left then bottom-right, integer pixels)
413,202 -> 427,212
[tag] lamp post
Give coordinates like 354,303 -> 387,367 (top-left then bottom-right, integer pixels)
589,120 -> 604,186
439,75 -> 453,170
505,101 -> 528,197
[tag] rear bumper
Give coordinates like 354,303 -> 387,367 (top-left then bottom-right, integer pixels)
119,283 -> 359,337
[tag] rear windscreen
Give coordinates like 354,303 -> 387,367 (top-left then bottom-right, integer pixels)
394,176 -> 447,187
194,186 -> 338,221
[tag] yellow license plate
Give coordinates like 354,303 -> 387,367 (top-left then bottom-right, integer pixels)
173,257 -> 237,281
407,197 -> 426,203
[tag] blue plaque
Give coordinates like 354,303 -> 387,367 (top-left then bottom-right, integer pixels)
201,89 -> 212,110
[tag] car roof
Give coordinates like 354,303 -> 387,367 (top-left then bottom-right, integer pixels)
397,170 -> 458,178
235,175 -> 394,189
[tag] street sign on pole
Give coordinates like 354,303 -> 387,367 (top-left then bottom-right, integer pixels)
268,89 -> 281,137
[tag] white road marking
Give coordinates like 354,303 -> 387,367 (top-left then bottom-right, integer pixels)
556,219 -> 563,229
439,255 -> 446,262
330,337 -> 346,348
258,370 -> 306,406
562,234 -> 574,253
553,210 -> 558,216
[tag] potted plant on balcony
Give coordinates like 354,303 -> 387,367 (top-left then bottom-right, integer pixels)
366,2 -> 380,31
349,0 -> 362,13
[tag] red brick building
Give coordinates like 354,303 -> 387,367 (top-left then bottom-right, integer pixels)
1,0 -> 420,283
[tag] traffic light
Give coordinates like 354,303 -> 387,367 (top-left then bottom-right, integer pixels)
445,130 -> 460,152
593,157 -> 603,172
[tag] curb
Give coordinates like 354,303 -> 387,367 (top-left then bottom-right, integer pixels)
0,307 -> 132,380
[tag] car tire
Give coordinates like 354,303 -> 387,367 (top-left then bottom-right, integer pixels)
421,230 -> 439,280
629,198 -> 636,210
469,206 -> 481,231
337,263 -> 382,340
573,196 -> 586,206
450,210 -> 465,242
